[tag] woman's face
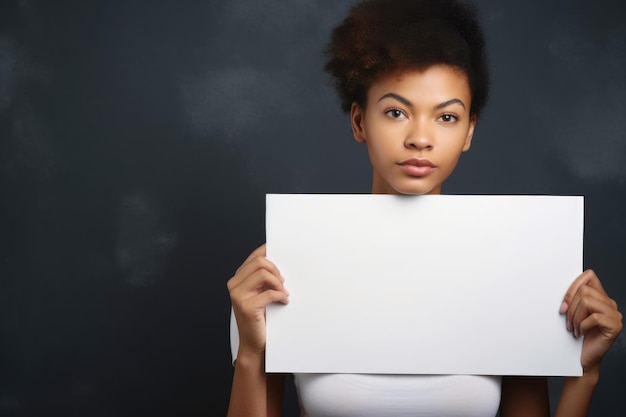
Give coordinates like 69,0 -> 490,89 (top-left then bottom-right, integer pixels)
350,65 -> 475,195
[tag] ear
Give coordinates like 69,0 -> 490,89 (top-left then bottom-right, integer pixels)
462,115 -> 477,152
350,102 -> 367,143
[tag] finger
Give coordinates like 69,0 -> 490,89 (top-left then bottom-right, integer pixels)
229,245 -> 267,290
235,284 -> 290,320
232,273 -> 290,325
566,283 -> 618,332
228,254 -> 283,291
560,269 -> 607,313
230,267 -> 288,300
234,244 -> 284,283
237,243 -> 267,272
573,284 -> 619,310
233,254 -> 280,284
579,309 -> 623,340
256,288 -> 290,306
571,294 -> 621,338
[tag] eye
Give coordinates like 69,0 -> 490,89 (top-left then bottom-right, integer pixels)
384,108 -> 407,119
437,113 -> 458,123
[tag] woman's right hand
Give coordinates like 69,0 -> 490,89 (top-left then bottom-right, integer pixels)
227,243 -> 290,358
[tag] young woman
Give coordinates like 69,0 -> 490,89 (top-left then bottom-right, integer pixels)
226,0 -> 623,416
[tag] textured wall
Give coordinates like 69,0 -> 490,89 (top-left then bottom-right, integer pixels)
1,1 -> 624,415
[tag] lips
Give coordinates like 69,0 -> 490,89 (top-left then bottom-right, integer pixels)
398,157 -> 436,177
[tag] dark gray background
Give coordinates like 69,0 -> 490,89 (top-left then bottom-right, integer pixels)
1,0 -> 624,416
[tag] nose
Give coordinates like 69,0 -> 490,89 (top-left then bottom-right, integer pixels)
404,121 -> 433,150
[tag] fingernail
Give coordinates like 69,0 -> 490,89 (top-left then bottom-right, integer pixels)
567,321 -> 572,331
559,301 -> 568,314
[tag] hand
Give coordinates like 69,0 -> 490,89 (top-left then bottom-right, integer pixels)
227,243 -> 290,357
560,269 -> 623,374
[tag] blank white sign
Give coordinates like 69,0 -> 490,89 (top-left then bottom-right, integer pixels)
265,194 -> 583,376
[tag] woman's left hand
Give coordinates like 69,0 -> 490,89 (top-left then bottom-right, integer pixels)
560,269 -> 623,374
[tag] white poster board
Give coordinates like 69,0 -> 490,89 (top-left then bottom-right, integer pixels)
265,194 -> 583,376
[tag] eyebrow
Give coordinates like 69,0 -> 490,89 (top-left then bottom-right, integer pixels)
377,93 -> 466,110
435,98 -> 466,110
377,93 -> 413,107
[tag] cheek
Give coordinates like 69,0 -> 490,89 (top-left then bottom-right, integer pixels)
444,129 -> 471,149
367,134 -> 396,159
366,122 -> 401,146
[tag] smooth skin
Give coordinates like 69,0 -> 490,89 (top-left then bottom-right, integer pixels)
350,65 -> 475,196
226,65 -> 623,417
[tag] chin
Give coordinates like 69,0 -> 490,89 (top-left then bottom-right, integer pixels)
390,185 -> 439,196
398,190 -> 435,196
394,179 -> 443,195
372,175 -> 443,195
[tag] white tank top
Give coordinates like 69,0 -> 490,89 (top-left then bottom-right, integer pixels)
294,373 -> 501,417
230,309 -> 502,417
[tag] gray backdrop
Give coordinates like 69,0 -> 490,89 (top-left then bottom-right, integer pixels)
1,0 -> 624,416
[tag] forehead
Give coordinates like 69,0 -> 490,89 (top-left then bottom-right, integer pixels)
367,65 -> 471,103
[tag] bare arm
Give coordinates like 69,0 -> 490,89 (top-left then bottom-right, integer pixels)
226,244 -> 290,417
227,353 -> 285,417
553,372 -> 598,417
